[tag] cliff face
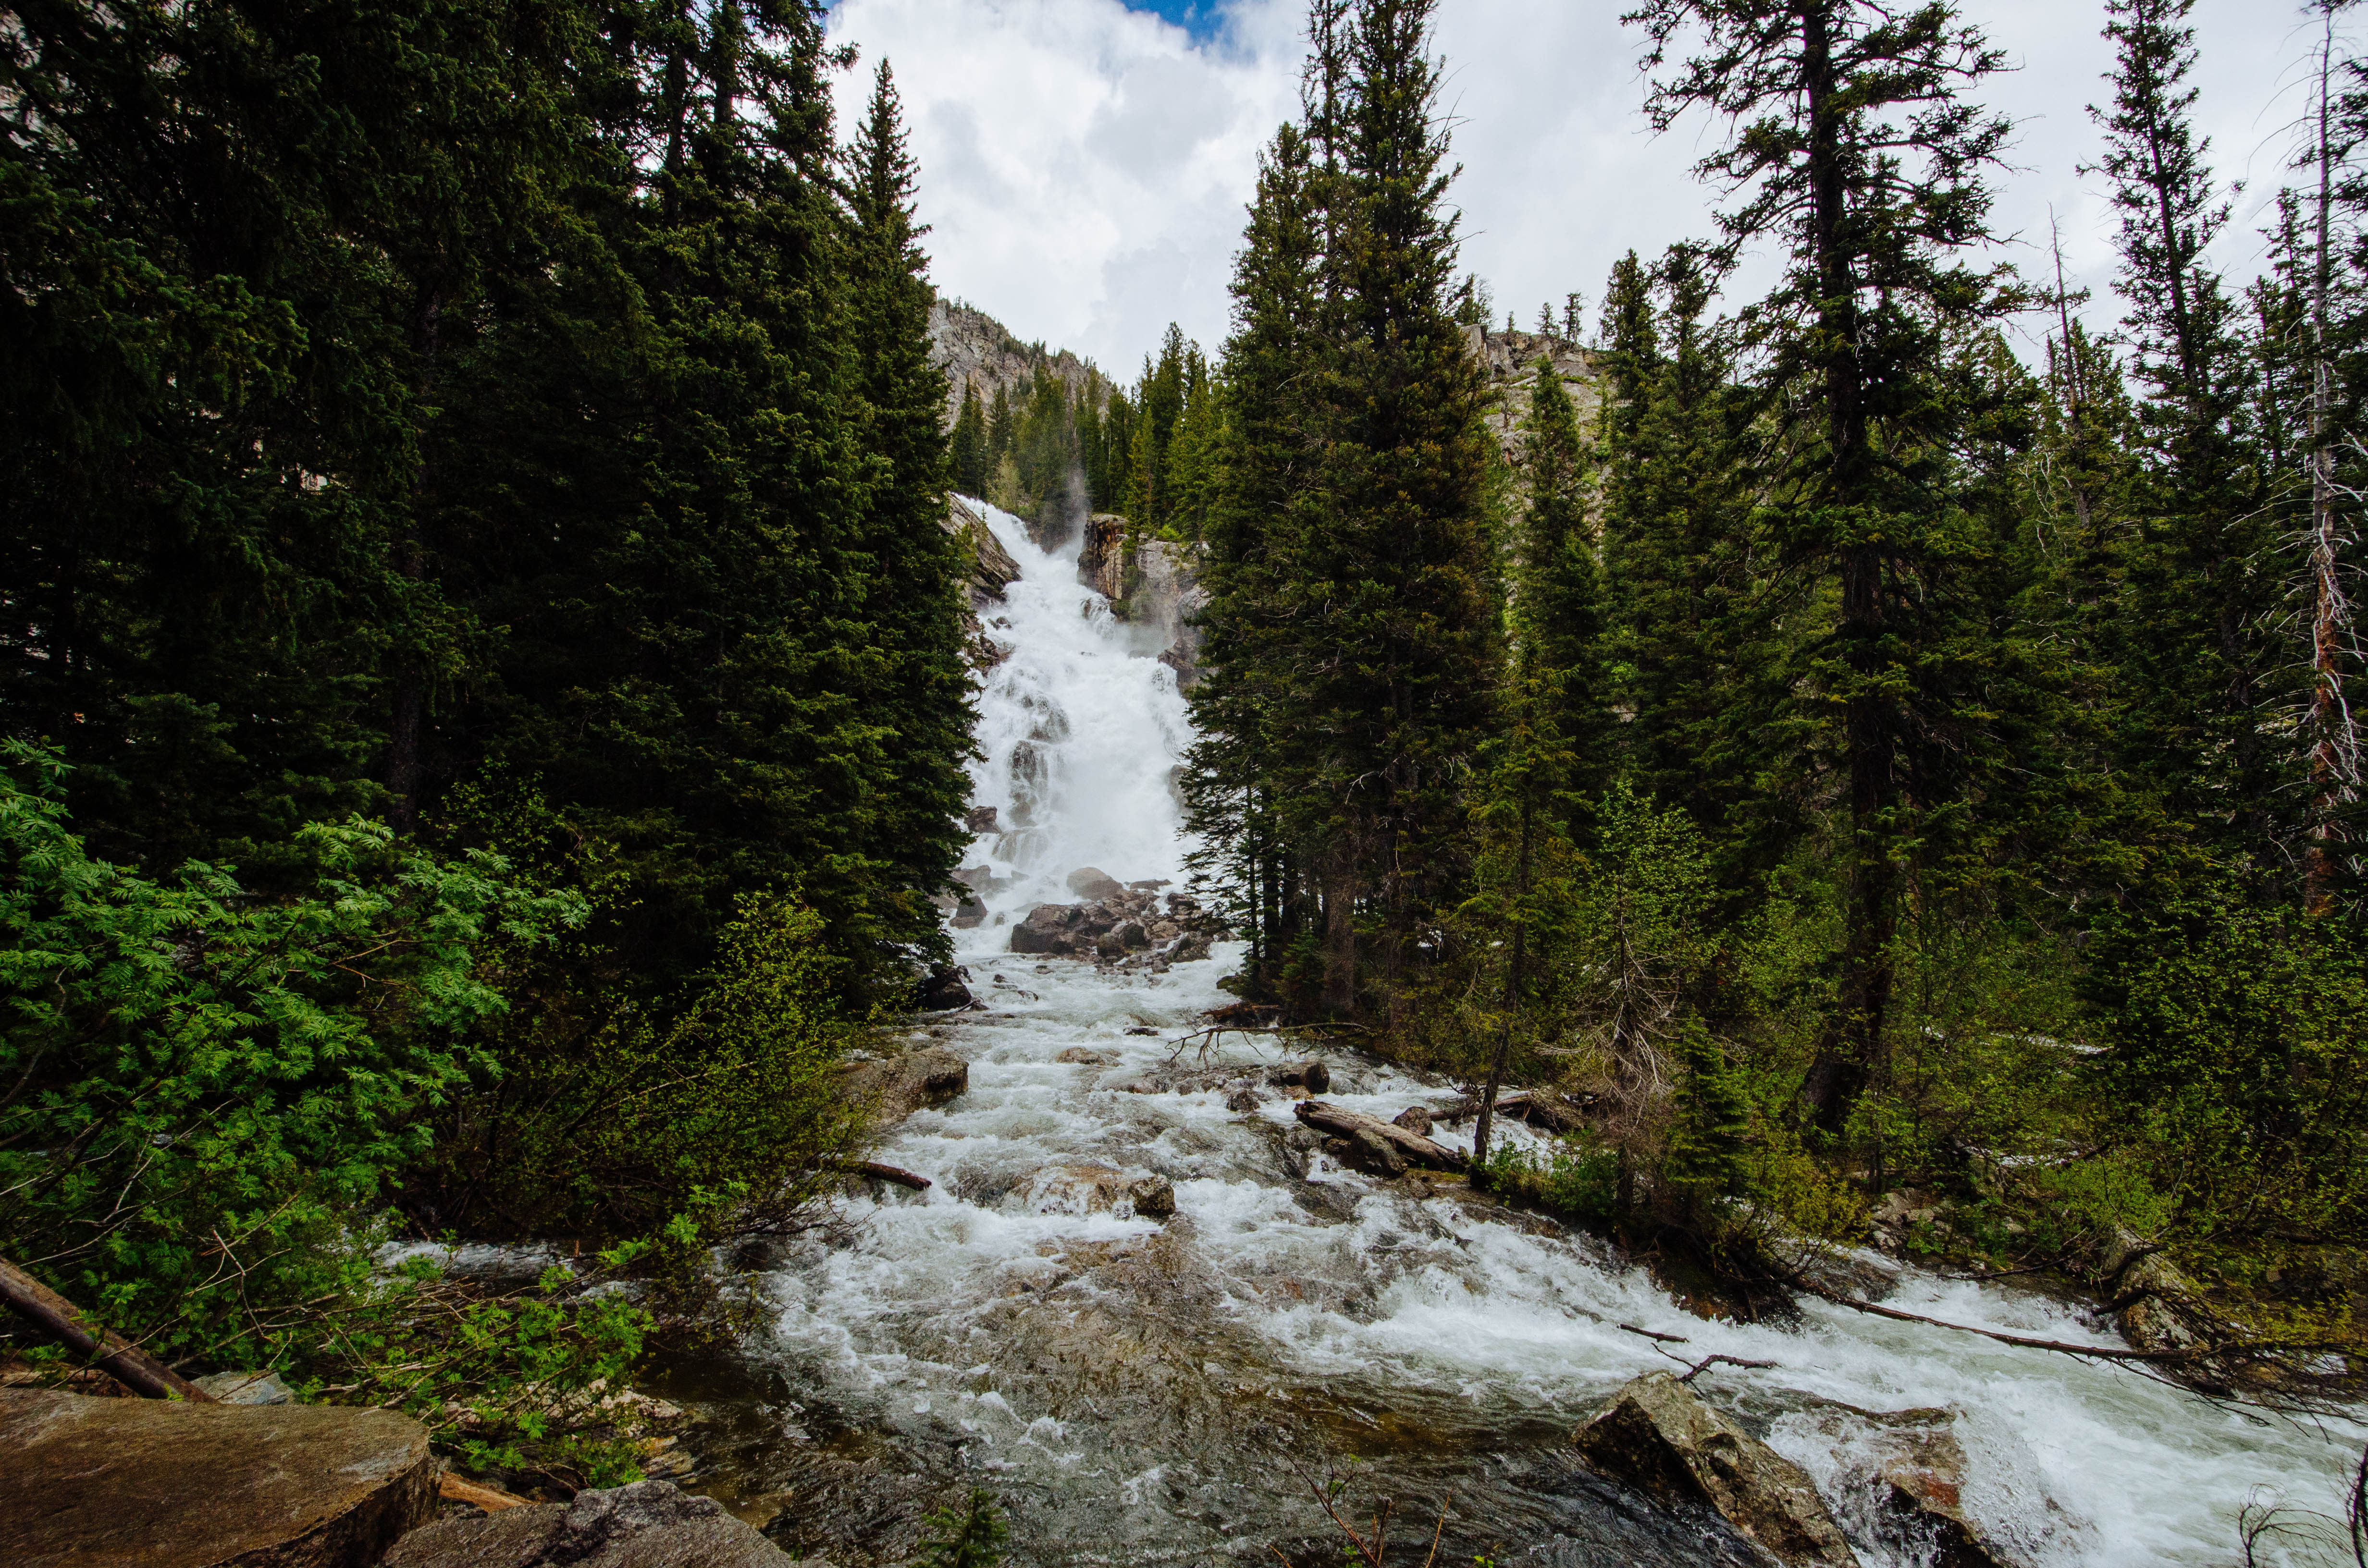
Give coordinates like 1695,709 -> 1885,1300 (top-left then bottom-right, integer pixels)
1468,323 -> 1603,466
946,495 -> 1021,671
1078,515 -> 1206,689
928,299 -> 1106,428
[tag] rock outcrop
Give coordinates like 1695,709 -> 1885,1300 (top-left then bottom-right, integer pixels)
1075,515 -> 1206,686
1008,885 -> 1222,966
1573,1372 -> 1854,1566
383,1479 -> 798,1568
0,1386 -> 436,1568
839,1048 -> 969,1126
945,496 -> 1023,673
928,299 -> 1102,431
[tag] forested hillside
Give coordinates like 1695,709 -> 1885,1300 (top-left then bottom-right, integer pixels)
1,0 -> 970,1478
1178,0 -> 2368,1396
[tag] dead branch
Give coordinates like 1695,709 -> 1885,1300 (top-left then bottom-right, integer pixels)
1653,1344 -> 1779,1383
0,1252 -> 213,1401
1617,1323 -> 1689,1345
1792,1277 -> 2336,1368
845,1161 -> 931,1191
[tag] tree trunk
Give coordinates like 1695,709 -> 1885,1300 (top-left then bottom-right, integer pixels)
1321,854 -> 1357,1015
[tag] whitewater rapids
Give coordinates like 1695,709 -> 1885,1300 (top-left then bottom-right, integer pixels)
684,500 -> 2359,1568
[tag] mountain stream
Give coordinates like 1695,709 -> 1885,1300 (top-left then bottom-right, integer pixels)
656,502 -> 2358,1568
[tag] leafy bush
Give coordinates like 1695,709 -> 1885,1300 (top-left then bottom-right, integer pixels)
407,888 -> 872,1296
0,739 -> 581,1364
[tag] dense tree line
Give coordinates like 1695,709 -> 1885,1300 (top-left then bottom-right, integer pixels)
1,0 -> 968,1472
1184,0 -> 2368,1383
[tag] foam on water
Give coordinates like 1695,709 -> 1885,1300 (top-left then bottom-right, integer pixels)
740,502 -> 2360,1566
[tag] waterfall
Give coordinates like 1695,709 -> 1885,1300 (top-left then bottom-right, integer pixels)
717,502 -> 2362,1568
959,501 -> 1196,929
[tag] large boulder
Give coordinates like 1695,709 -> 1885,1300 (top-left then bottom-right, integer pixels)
383,1479 -> 797,1568
839,1048 -> 969,1126
0,1387 -> 435,1568
1574,1372 -> 1853,1566
1010,902 -> 1085,956
1065,867 -> 1127,903
914,965 -> 973,1012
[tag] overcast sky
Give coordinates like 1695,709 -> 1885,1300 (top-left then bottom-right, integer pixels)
824,0 -> 2343,378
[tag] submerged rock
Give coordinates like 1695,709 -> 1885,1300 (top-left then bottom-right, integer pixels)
383,1479 -> 797,1568
1056,1046 -> 1111,1065
1012,1165 -> 1176,1220
1,1386 -> 436,1568
1573,1372 -> 1854,1566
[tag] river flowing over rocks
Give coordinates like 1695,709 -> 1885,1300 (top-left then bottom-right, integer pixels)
674,501 -> 2358,1568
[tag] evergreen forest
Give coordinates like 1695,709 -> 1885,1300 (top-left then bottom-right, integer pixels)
4,0 -> 2368,1523
1181,0 -> 2368,1400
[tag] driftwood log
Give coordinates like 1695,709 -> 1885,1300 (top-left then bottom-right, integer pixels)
1294,1102 -> 1468,1174
0,1252 -> 213,1401
847,1161 -> 932,1191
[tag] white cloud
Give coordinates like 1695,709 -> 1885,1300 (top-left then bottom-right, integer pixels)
827,0 -> 2335,375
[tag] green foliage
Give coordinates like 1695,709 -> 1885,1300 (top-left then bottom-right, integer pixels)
913,1487 -> 1011,1568
409,888 -> 870,1263
0,740 -> 580,1361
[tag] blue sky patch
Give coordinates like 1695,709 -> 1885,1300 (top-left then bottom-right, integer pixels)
1122,0 -> 1224,43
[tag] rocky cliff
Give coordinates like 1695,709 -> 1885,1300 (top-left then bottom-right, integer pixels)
946,494 -> 1021,671
1078,515 -> 1206,689
928,299 -> 1109,427
1469,323 -> 1603,465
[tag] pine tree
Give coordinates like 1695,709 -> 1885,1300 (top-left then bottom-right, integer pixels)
843,57 -> 974,965
1516,357 -> 1611,815
951,382 -> 989,498
1628,0 -> 2018,1130
1186,121 -> 1325,991
1603,246 -> 1753,848
2088,0 -> 2283,871
1291,0 -> 1500,1017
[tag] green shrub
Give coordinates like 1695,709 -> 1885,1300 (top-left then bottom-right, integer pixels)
0,739 -> 581,1364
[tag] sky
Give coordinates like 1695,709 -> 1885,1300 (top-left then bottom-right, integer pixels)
823,0 -> 2344,380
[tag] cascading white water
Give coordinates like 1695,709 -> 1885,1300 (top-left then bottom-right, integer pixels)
960,502 -> 1197,923
716,501 -> 2361,1568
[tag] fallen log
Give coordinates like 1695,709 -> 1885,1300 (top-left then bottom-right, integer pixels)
438,1471 -> 531,1511
0,1252 -> 213,1402
1294,1102 -> 1468,1173
847,1161 -> 932,1191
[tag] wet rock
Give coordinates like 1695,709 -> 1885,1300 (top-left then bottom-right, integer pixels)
2100,1226 -> 2203,1355
1065,867 -> 1127,902
1391,1106 -> 1434,1138
1113,921 -> 1149,950
1,1386 -> 436,1568
1123,1024 -> 1159,1035
1168,932 -> 1213,963
915,965 -> 972,1012
1128,1175 -> 1177,1219
1225,1086 -> 1263,1113
839,1048 -> 968,1126
1777,1404 -> 2044,1568
1010,903 -> 1085,955
383,1479 -> 796,1568
1056,1047 -> 1111,1065
1861,1409 -> 2027,1568
1013,1165 -> 1174,1219
1270,1060 -> 1331,1094
964,805 -> 999,833
1573,1372 -> 1853,1566
194,1370 -> 295,1406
